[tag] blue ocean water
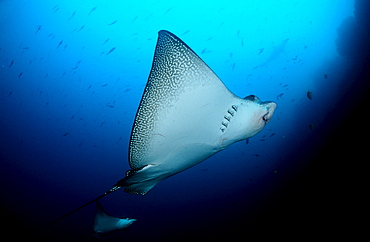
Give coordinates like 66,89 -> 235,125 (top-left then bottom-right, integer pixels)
1,0 -> 369,240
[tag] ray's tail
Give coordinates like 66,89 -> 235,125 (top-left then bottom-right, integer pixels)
48,185 -> 122,226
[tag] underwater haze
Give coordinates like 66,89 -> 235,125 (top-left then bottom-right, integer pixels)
1,0 -> 369,241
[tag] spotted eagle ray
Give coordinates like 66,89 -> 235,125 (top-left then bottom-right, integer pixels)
49,30 -> 277,225
93,201 -> 136,235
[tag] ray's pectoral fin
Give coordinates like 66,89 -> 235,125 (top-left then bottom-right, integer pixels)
93,201 -> 136,234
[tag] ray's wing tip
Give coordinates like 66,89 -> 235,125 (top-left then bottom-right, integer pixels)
158,29 -> 171,35
158,30 -> 177,39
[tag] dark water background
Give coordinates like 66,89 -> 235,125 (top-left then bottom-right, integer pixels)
1,0 -> 369,241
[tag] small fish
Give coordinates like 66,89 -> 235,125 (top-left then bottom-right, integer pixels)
181,30 -> 190,36
57,41 -> 63,48
18,72 -> 23,78
7,91 -> 13,97
269,133 -> 275,137
307,90 -> 313,100
8,60 -> 14,67
101,83 -> 108,87
245,139 -> 249,145
68,11 -> 76,21
277,93 -> 284,100
282,84 -> 288,87
89,7 -> 97,15
106,47 -> 116,55
132,15 -> 139,23
309,123 -> 315,131
77,25 -> 85,32
72,60 -> 81,70
102,38 -> 109,45
254,154 -> 260,157
106,104 -> 114,108
35,25 -> 41,34
259,139 -> 265,141
164,6 -> 175,15
201,48 -> 211,54
324,74 -> 328,79
257,48 -> 264,55
108,20 -> 118,25
62,132 -> 70,137
231,62 -> 236,71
